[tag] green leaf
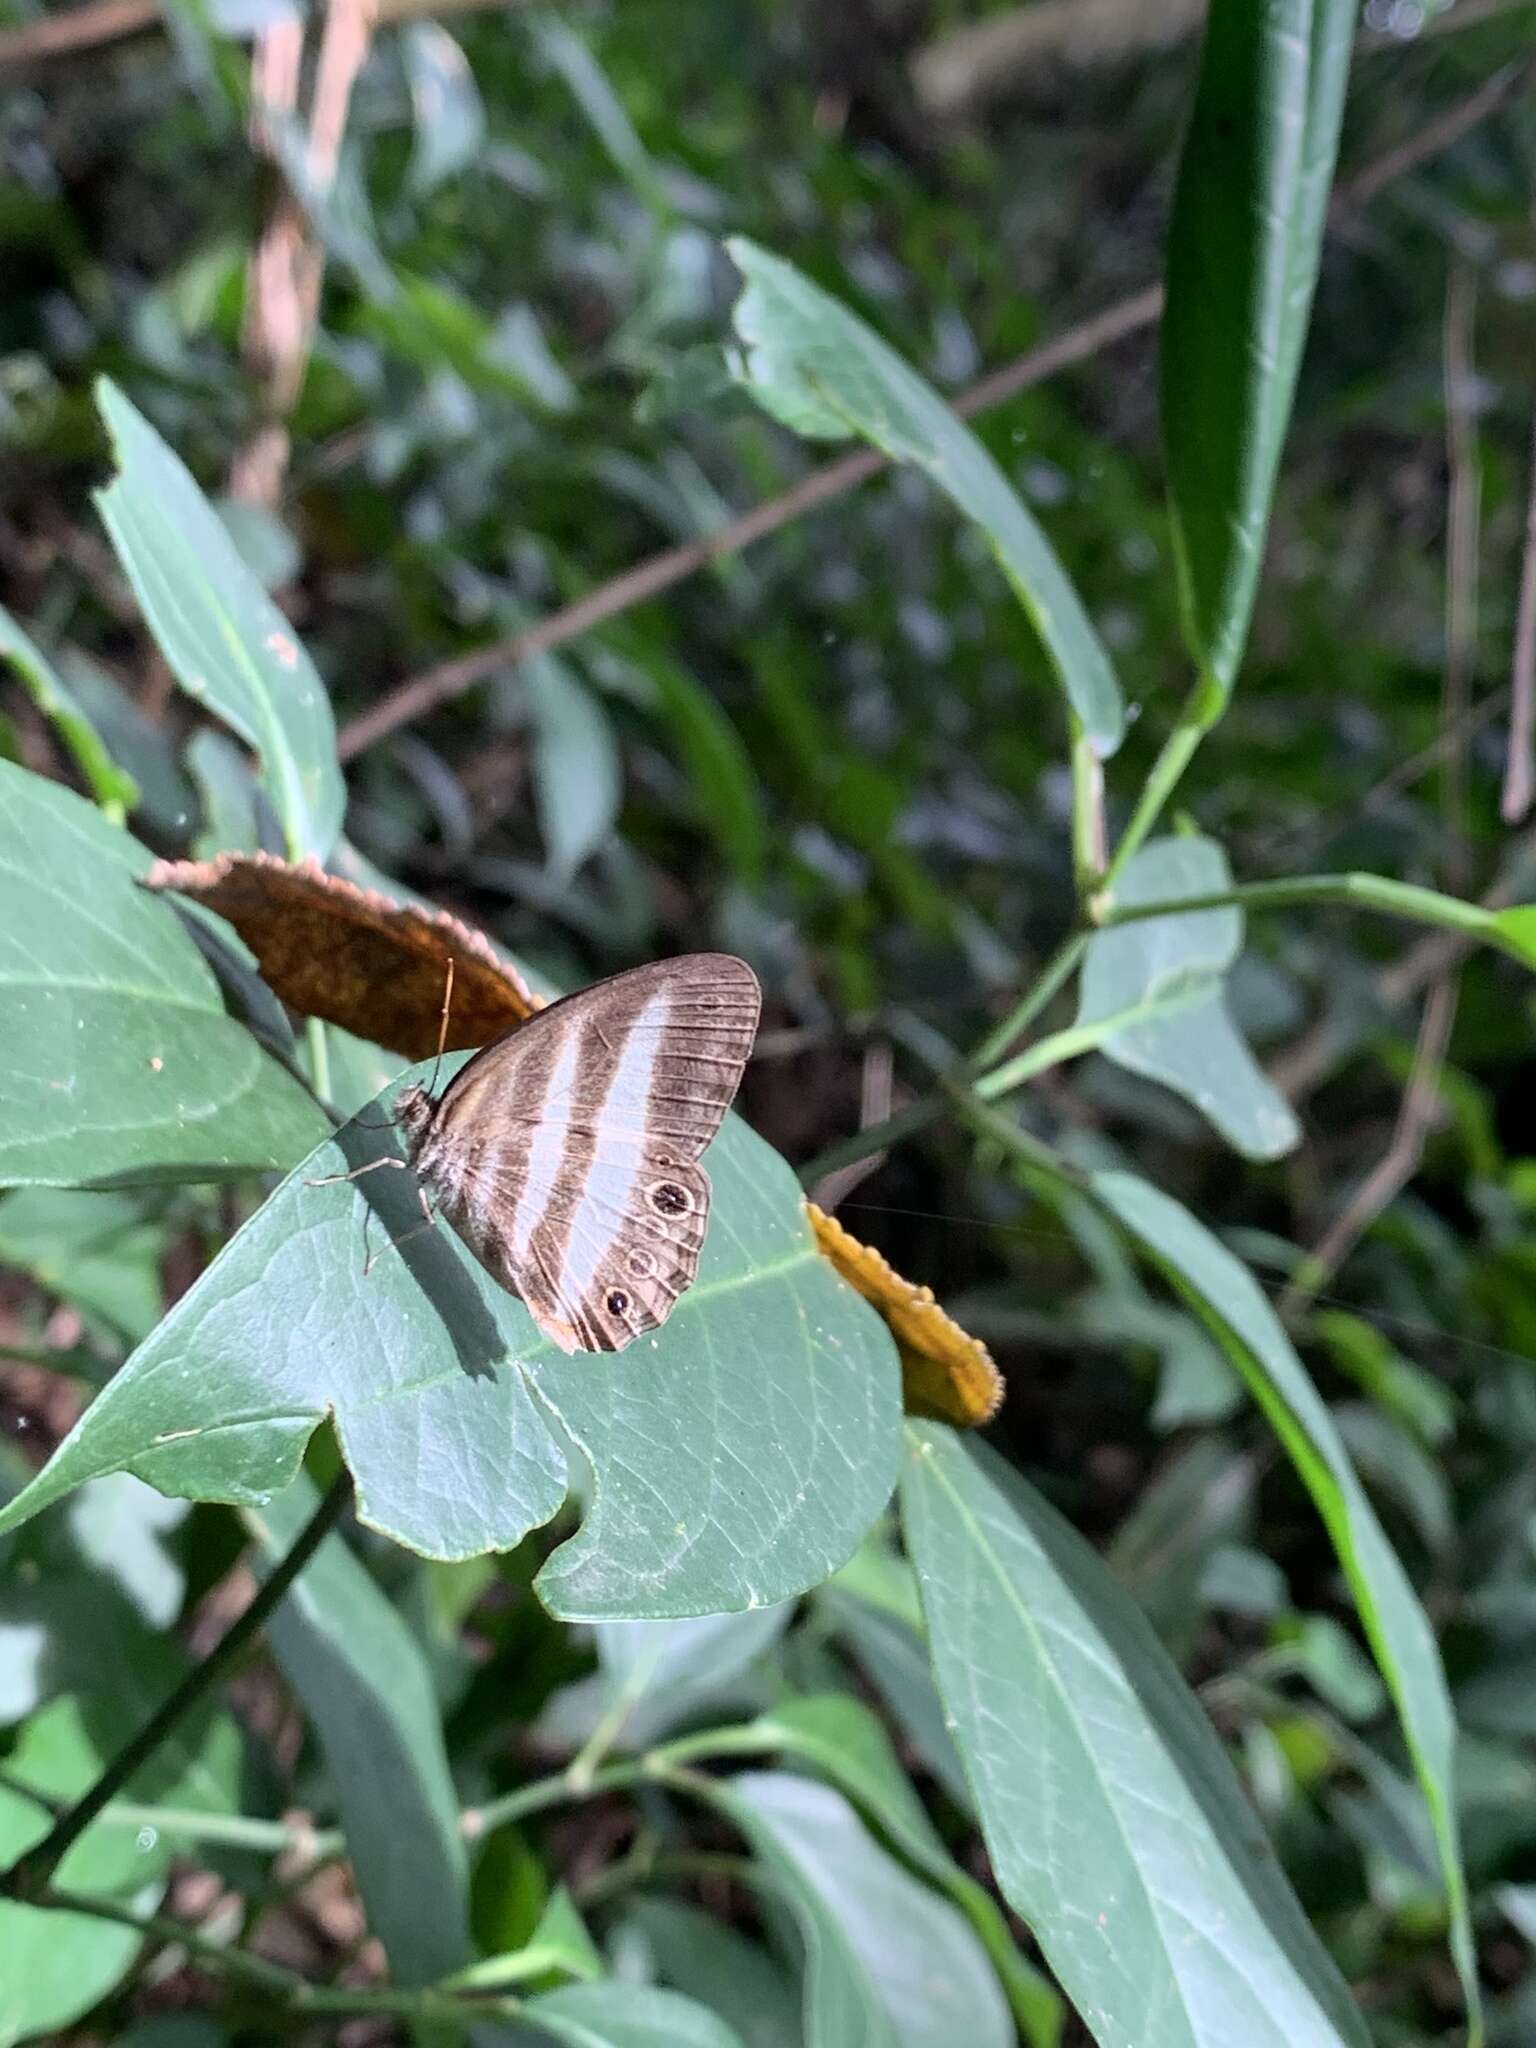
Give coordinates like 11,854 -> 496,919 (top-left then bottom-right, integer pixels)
623,1899 -> 801,2048
0,764 -> 328,1189
728,239 -> 1123,755
0,1700 -> 151,2044
186,729 -> 262,860
0,604 -> 138,820
1162,0 -> 1355,691
543,1608 -> 792,1752
527,658 -> 623,881
624,644 -> 768,883
92,379 -> 345,860
730,1771 -> 1011,2048
1081,836 -> 1299,1159
817,1587 -> 970,1809
524,1980 -> 748,2048
402,22 -> 485,196
0,1188 -> 167,1344
714,1779 -> 897,2048
0,1088 -> 901,1614
900,1425 -> 1371,2048
248,1475 -> 472,1986
1090,1171 -> 1479,2042
750,1694 -> 1062,2048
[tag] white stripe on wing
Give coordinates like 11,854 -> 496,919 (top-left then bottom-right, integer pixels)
507,1020 -> 582,1262
557,985 -> 669,1307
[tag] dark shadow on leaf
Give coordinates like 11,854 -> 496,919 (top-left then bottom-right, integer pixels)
334,1114 -> 502,1384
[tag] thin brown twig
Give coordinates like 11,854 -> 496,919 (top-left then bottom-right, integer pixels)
336,61 -> 1529,763
1280,278 -> 1484,1309
1500,414 -> 1536,822
229,0 -> 379,509
0,0 -> 518,71
1279,979 -> 1458,1321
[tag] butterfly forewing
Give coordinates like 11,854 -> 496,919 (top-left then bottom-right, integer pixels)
405,954 -> 760,1354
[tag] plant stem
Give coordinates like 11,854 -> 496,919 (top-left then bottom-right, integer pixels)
1099,869 -> 1506,949
0,1772 -> 345,1860
4,1470 -> 351,1902
1100,670 -> 1224,893
1069,725 -> 1107,897
797,1096 -> 945,1190
973,985 -> 1204,1101
969,930 -> 1090,1072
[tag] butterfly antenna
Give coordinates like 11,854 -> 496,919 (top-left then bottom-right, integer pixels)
428,955 -> 455,1098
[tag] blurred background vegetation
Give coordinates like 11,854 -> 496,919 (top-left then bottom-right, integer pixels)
4,0 -> 1536,2039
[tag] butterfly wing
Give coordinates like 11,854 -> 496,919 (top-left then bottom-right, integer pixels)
410,954 -> 760,1353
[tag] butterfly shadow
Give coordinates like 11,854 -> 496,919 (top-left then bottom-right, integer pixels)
331,1115 -> 503,1385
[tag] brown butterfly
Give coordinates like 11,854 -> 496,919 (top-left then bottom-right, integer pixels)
317,954 -> 761,1354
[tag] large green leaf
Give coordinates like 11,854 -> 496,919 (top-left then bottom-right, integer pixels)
730,1772 -> 1009,2048
1162,0 -> 1355,691
900,1426 -> 1371,2048
0,764 -> 327,1189
250,1477 -> 472,1986
728,239 -> 1123,755
92,380 -> 345,861
1080,836 -> 1298,1159
1089,1170 -> 1479,2040
0,1086 -> 902,1615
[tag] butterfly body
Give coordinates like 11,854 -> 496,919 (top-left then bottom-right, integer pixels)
394,954 -> 760,1354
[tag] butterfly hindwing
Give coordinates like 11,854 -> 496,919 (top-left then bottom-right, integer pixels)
406,955 -> 759,1354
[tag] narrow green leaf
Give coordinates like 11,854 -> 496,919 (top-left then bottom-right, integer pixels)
730,1771 -> 1011,2048
402,21 -> 485,195
1162,0 -> 1356,691
1090,1170 -> 1479,2042
623,1899 -> 801,2048
248,1476 -> 472,1986
728,239 -> 1123,754
1491,903 -> 1536,970
93,380 -> 345,860
751,1694 -> 1062,2048
0,605 -> 138,820
0,1086 -> 901,1614
1079,836 -> 1299,1158
715,1782 -> 898,2048
525,1980 -> 748,2048
627,646 -> 768,882
901,1425 -> 1371,2048
526,658 -> 623,881
0,764 -> 328,1190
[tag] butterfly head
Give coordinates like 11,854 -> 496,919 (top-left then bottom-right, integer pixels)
393,1081 -> 436,1156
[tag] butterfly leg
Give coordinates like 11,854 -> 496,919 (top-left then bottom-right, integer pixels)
305,1156 -> 411,1188
363,1197 -> 439,1276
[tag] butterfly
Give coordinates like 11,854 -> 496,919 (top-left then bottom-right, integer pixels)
324,954 -> 762,1355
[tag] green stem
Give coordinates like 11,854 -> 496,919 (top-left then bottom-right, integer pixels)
306,1015 -> 332,1106
1101,870 -> 1508,950
464,1759 -> 647,1838
1069,724 -> 1106,897
4,1472 -> 351,1902
43,1885 -> 526,2021
1100,670 -> 1223,893
0,1773 -> 344,1860
969,930 -> 1089,1073
973,985 -> 1204,1102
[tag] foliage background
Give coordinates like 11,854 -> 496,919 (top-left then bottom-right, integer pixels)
3,0 -> 1536,2042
